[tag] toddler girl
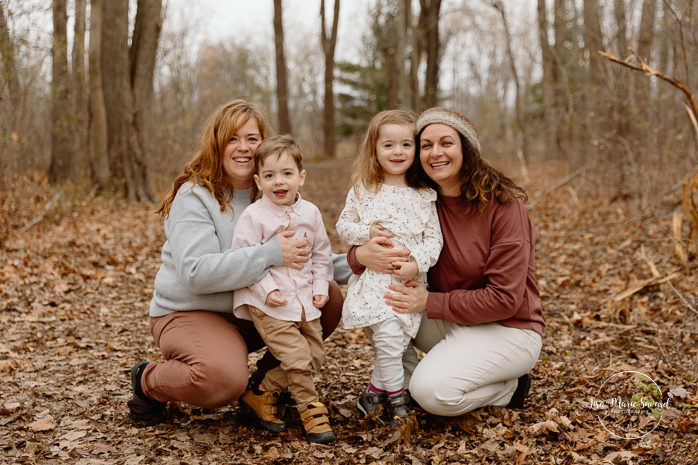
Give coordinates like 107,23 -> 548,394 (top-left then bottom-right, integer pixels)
336,110 -> 443,426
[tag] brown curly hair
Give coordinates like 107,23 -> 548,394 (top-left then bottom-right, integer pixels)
416,127 -> 527,213
156,100 -> 271,217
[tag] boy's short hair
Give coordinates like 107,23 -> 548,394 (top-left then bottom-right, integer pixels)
254,134 -> 304,172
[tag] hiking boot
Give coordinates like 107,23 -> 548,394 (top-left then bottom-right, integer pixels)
127,362 -> 167,426
505,373 -> 532,409
300,402 -> 336,444
238,388 -> 287,433
356,385 -> 388,417
383,391 -> 412,427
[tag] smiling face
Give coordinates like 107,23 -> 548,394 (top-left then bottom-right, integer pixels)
222,117 -> 262,189
254,151 -> 306,207
419,123 -> 463,196
375,123 -> 416,187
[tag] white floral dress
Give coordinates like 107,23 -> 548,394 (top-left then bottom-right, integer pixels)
336,184 -> 443,337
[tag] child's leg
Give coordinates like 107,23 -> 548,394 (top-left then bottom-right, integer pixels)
365,318 -> 411,393
249,307 -> 319,412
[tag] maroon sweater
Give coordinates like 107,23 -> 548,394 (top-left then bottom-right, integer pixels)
348,195 -> 545,336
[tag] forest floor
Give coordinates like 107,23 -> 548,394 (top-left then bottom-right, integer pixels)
1,159 -> 698,464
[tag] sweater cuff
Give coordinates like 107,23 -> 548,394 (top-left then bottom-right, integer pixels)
426,291 -> 446,321
347,246 -> 367,275
263,236 -> 284,267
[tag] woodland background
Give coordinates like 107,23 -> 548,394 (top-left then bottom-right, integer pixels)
1,0 -> 698,464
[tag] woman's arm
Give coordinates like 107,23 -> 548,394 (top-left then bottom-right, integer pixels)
167,189 -> 306,295
388,200 -> 532,325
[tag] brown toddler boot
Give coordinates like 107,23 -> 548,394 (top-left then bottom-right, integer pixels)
239,388 -> 287,433
300,402 -> 336,444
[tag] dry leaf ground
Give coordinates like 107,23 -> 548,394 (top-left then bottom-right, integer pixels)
1,160 -> 697,464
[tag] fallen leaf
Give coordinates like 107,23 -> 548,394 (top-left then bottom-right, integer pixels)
27,415 -> 56,432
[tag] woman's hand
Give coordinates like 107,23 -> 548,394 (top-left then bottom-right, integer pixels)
275,230 -> 310,270
355,236 -> 411,274
386,280 -> 429,314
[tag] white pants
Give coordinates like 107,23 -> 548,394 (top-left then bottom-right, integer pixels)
363,317 -> 420,392
408,315 -> 542,416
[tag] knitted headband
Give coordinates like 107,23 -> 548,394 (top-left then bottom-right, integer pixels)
415,107 -> 481,153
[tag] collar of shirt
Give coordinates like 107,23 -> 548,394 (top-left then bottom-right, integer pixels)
260,192 -> 304,217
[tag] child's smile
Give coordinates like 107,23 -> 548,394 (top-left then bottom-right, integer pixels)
254,152 -> 307,207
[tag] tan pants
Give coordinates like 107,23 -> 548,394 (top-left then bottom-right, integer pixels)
249,306 -> 325,412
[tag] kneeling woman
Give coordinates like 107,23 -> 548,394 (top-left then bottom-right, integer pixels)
349,107 -> 544,415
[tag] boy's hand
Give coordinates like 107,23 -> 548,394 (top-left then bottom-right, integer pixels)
370,224 -> 394,239
266,290 -> 287,307
393,260 -> 419,281
313,294 -> 329,308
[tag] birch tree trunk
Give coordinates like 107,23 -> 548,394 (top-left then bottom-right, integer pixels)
321,0 -> 340,159
48,0 -> 75,183
88,0 -> 110,191
273,0 -> 292,135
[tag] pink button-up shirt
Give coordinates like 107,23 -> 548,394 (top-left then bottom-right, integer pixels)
231,194 -> 333,322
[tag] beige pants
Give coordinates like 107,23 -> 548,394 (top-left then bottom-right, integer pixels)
249,306 -> 325,412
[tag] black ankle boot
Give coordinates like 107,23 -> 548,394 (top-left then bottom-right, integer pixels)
127,362 -> 167,426
505,373 -> 532,409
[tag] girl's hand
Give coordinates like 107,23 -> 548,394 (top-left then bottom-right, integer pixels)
369,224 -> 394,239
392,261 -> 418,281
266,290 -> 288,307
386,280 -> 428,314
275,230 -> 310,270
355,236 -> 411,274
313,294 -> 329,308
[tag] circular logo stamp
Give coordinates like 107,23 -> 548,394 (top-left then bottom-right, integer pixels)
589,371 -> 667,439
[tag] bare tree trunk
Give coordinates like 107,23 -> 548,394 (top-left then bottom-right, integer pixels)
612,0 -> 629,136
48,0 -> 75,183
537,0 -> 557,158
72,0 -> 87,176
404,0 -> 419,112
410,0 -> 423,112
552,0 -> 568,152
129,0 -> 160,201
321,0 -> 340,159
273,0 -> 291,134
130,0 -> 163,154
0,4 -> 20,114
421,0 -> 442,109
88,0 -> 110,191
489,1 -> 529,164
583,0 -> 604,132
635,0 -> 657,152
396,0 -> 407,108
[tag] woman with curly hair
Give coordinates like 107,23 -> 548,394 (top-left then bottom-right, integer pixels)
127,100 -> 349,425
347,107 -> 544,416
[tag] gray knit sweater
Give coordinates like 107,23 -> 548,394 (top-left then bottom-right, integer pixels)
150,182 -> 350,317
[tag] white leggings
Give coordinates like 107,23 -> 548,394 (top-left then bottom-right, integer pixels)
408,316 -> 542,416
362,317 -> 420,392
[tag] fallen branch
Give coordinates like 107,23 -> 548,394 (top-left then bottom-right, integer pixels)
18,193 -> 61,233
526,168 -> 585,211
667,281 -> 698,318
598,50 -> 698,121
607,272 -> 680,303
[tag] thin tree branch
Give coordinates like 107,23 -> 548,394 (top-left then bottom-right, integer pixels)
527,168 -> 585,210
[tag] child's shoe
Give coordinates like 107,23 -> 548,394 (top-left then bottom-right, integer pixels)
300,402 -> 336,444
383,390 -> 412,427
239,388 -> 287,433
127,362 -> 167,426
356,385 -> 388,417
